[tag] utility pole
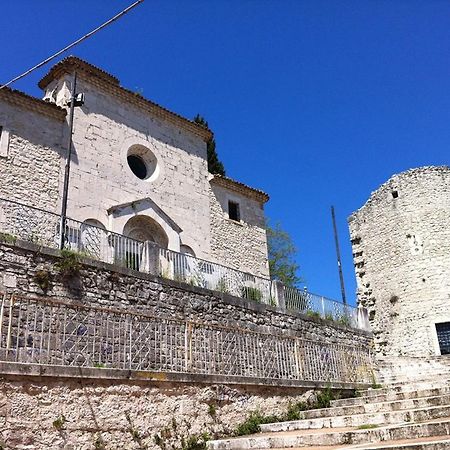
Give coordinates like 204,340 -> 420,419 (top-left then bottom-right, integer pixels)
331,206 -> 347,305
59,72 -> 79,249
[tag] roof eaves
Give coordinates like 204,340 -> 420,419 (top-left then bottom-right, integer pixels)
210,174 -> 269,203
0,87 -> 66,121
39,56 -> 213,142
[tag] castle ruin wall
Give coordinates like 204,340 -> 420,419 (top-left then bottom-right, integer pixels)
348,166 -> 450,357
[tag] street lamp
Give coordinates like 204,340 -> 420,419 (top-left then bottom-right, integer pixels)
59,71 -> 85,249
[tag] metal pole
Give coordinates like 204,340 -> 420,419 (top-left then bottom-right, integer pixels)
59,71 -> 77,250
331,206 -> 347,305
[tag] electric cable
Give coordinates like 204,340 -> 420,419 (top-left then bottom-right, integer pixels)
0,0 -> 144,90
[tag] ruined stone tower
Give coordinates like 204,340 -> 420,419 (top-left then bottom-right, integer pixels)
348,166 -> 450,357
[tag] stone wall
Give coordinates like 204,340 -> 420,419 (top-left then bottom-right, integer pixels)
0,240 -> 371,449
0,240 -> 370,347
348,166 -> 450,357
209,183 -> 269,278
0,368 -> 329,450
0,100 -> 65,212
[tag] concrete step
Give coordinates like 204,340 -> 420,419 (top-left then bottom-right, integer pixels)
269,436 -> 450,449
378,374 -> 450,385
358,380 -> 450,397
332,387 -> 450,408
348,435 -> 450,449
207,418 -> 450,449
299,394 -> 450,420
259,404 -> 450,431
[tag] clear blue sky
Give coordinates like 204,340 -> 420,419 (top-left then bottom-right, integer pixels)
2,1 -> 449,304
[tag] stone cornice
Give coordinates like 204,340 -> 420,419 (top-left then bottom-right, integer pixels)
39,56 -> 213,142
0,87 -> 66,122
210,174 -> 270,204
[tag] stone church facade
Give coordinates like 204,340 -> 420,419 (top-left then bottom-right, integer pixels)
348,166 -> 450,357
0,56 -> 269,278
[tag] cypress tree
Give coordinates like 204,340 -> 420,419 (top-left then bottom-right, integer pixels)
193,114 -> 226,176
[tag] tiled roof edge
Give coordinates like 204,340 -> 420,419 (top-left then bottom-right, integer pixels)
210,174 -> 269,203
38,56 -> 213,142
0,87 -> 66,121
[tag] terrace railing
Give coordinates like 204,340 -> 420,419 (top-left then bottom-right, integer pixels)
0,293 -> 373,384
279,285 -> 369,329
0,197 -> 369,330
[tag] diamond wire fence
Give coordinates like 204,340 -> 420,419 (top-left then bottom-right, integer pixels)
0,293 -> 373,384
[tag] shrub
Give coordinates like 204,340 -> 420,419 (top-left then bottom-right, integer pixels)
215,277 -> 229,294
315,386 -> 335,409
182,433 -> 210,450
233,387 -> 344,437
234,412 -> 279,436
337,314 -> 352,327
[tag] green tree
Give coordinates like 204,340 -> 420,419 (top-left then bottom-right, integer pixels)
266,221 -> 302,287
193,114 -> 226,176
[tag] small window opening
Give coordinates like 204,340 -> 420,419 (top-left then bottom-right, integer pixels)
392,190 -> 399,199
436,322 -> 450,355
127,155 -> 147,180
228,201 -> 240,221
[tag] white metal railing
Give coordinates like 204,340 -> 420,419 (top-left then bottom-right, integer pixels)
280,286 -> 369,330
0,197 -> 369,329
158,248 -> 274,304
0,293 -> 373,384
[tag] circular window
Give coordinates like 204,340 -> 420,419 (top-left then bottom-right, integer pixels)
127,155 -> 147,179
126,145 -> 159,182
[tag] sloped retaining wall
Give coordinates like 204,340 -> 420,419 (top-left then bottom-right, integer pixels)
0,239 -> 371,347
0,363 -> 361,450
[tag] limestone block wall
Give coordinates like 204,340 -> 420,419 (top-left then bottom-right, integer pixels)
348,166 -> 450,357
0,99 -> 65,212
0,373 -> 317,450
209,183 -> 269,278
54,74 -> 213,260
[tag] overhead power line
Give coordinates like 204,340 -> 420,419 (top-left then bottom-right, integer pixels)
0,0 -> 144,90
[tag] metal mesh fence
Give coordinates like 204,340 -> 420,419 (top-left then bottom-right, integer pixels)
0,293 -> 372,383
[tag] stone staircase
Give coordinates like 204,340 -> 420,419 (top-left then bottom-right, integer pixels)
208,358 -> 450,450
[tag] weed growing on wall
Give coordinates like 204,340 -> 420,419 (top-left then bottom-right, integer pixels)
306,310 -> 321,320
241,286 -> 263,302
52,415 -> 66,430
215,277 -> 229,294
0,232 -> 17,245
33,269 -> 52,293
55,249 -> 81,278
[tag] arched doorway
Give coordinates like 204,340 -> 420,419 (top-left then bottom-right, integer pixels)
120,215 -> 169,272
123,215 -> 169,248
